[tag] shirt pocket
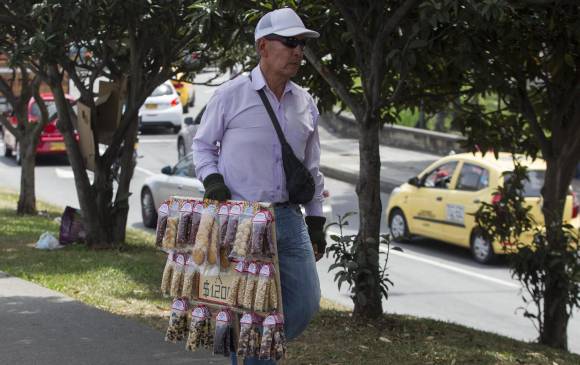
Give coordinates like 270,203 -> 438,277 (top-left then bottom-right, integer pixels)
285,106 -> 314,160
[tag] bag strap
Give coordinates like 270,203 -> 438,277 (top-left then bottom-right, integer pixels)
249,74 -> 290,148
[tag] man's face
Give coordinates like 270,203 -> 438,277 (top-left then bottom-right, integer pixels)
260,35 -> 305,79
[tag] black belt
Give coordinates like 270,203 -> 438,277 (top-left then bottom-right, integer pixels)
273,201 -> 295,208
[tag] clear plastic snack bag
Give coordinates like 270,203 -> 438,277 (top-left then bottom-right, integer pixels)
268,274 -> 279,310
242,261 -> 260,311
254,263 -> 274,312
259,314 -> 277,360
226,260 -> 246,307
181,254 -> 200,300
186,305 -> 213,352
176,200 -> 193,248
165,298 -> 189,343
213,309 -> 235,356
203,217 -> 220,277
224,203 -> 243,251
187,201 -> 205,247
191,203 -> 217,265
162,200 -> 180,249
271,313 -> 287,361
229,205 -> 254,260
217,203 -> 229,247
160,251 -> 175,296
250,209 -> 273,257
237,312 -> 261,358
155,202 -> 170,247
170,253 -> 186,298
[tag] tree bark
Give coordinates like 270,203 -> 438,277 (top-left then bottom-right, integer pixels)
17,132 -> 38,215
539,156 -> 574,350
353,114 -> 383,318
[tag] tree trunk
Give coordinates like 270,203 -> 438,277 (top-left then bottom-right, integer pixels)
47,66 -> 110,247
540,157 -> 573,350
111,114 -> 139,245
353,114 -> 383,318
17,133 -> 38,215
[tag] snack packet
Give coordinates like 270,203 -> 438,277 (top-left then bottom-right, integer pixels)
242,261 -> 260,310
181,254 -> 200,300
185,305 -> 213,351
155,202 -> 170,247
228,205 -> 254,260
191,203 -> 217,265
187,201 -> 205,247
213,309 -> 234,356
160,251 -> 175,296
254,263 -> 274,312
170,253 -> 186,298
165,298 -> 188,343
226,260 -> 246,307
176,200 -> 193,248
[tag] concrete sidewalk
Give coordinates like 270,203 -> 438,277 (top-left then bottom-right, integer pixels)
0,272 -> 228,365
319,126 -> 439,192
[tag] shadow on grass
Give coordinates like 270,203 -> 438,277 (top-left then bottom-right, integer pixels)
289,310 -> 580,365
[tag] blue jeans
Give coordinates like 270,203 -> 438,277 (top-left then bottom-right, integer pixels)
231,204 -> 321,365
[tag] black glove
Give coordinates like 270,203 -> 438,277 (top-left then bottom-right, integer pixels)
305,216 -> 326,261
202,173 -> 232,201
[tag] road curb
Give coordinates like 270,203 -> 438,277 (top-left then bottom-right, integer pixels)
320,165 -> 399,194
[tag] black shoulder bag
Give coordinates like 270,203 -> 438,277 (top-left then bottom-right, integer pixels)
255,84 -> 315,205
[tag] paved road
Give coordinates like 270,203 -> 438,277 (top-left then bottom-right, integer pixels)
1,71 -> 579,354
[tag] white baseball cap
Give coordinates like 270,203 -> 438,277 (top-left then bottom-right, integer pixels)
254,8 -> 320,41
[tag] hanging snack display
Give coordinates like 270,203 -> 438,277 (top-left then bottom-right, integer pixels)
185,305 -> 213,351
165,298 -> 189,343
156,197 -> 285,362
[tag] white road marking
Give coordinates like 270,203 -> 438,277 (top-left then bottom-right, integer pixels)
55,168 -> 75,179
384,247 -> 520,289
135,166 -> 155,176
138,139 -> 176,143
326,228 -> 519,289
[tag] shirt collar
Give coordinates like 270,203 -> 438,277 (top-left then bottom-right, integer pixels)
251,65 -> 295,95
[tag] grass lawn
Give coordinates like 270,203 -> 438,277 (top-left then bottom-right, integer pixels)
1,189 -> 579,365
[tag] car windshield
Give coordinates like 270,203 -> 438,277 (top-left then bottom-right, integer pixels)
30,101 -> 58,119
151,83 -> 173,97
503,170 -> 545,197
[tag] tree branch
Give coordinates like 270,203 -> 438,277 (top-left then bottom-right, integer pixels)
517,79 -> 552,158
304,44 -> 363,121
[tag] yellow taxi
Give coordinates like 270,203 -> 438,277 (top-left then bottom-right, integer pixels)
386,152 -> 580,264
171,75 -> 195,113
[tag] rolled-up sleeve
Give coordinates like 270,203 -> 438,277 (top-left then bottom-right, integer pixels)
191,91 -> 226,181
303,97 -> 324,217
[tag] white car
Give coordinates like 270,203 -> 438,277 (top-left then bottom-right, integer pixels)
139,81 -> 183,134
140,152 -> 205,228
177,105 -> 205,159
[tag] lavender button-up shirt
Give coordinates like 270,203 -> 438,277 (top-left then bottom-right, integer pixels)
191,66 -> 325,217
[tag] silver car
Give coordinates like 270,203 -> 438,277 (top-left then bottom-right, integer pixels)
140,152 -> 205,228
177,106 -> 205,160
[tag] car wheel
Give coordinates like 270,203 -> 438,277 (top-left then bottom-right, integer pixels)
172,125 -> 181,134
141,187 -> 158,228
389,208 -> 410,242
4,144 -> 12,157
183,104 -> 189,114
177,138 -> 186,160
470,229 -> 496,264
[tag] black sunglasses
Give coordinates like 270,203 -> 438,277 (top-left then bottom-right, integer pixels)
264,34 -> 306,49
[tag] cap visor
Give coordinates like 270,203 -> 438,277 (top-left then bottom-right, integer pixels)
275,27 -> 320,38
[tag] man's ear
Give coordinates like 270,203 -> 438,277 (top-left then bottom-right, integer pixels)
257,38 -> 267,58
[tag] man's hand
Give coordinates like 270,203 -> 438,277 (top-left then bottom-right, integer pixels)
305,216 -> 326,261
202,173 -> 232,201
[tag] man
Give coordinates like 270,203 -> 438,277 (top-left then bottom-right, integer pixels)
191,7 -> 325,365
